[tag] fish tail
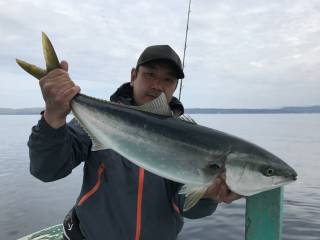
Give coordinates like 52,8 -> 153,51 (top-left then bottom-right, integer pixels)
41,32 -> 60,71
179,185 -> 208,211
15,59 -> 47,80
16,32 -> 60,79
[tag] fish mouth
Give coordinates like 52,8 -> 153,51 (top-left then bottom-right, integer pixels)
286,169 -> 298,181
275,167 -> 298,184
273,174 -> 297,186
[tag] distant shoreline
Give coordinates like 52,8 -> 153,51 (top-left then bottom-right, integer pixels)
0,108 -> 44,115
1,106 -> 319,115
185,106 -> 320,114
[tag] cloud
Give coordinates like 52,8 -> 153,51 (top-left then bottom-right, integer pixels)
1,0 -> 320,108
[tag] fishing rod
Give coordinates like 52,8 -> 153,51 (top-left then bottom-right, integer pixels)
178,0 -> 192,100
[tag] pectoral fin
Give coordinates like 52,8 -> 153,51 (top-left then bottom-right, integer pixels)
179,185 -> 208,211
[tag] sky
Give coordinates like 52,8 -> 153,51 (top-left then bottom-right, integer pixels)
1,0 -> 320,108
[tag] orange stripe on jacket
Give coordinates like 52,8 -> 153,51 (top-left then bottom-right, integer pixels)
77,163 -> 105,206
135,167 -> 145,240
172,200 -> 181,214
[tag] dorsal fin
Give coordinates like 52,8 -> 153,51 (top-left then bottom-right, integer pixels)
178,114 -> 197,124
133,93 -> 172,116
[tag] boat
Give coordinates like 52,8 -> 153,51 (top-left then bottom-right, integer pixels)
18,224 -> 63,240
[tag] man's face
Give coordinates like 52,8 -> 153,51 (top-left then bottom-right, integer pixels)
130,61 -> 178,106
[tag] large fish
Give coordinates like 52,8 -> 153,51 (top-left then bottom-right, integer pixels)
16,33 -> 297,210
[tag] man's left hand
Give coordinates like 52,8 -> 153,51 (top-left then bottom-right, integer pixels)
204,172 -> 242,204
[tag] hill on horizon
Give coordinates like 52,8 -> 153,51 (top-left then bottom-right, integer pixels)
1,105 -> 319,115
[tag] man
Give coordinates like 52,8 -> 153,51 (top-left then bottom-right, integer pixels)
28,45 -> 241,239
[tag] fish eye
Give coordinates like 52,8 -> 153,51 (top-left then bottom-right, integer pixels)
263,167 -> 275,177
209,163 -> 220,170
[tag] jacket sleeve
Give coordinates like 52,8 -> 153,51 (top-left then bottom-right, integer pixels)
182,198 -> 218,219
28,116 -> 92,182
171,181 -> 218,219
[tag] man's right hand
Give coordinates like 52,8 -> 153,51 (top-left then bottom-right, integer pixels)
39,60 -> 81,128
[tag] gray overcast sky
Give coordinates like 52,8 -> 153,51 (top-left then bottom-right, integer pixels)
1,0 -> 320,108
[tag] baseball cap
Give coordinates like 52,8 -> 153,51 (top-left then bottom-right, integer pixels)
136,45 -> 185,79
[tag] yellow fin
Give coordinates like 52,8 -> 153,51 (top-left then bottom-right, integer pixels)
42,32 -> 60,71
179,185 -> 208,211
15,59 -> 47,80
16,32 -> 61,79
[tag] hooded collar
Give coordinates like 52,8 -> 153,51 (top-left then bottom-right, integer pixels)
110,82 -> 184,116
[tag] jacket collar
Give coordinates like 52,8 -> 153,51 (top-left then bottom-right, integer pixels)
110,83 -> 184,116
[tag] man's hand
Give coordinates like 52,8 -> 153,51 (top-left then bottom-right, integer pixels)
204,172 -> 242,204
40,60 -> 80,128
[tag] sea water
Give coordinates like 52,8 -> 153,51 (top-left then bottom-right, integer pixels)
0,114 -> 319,240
